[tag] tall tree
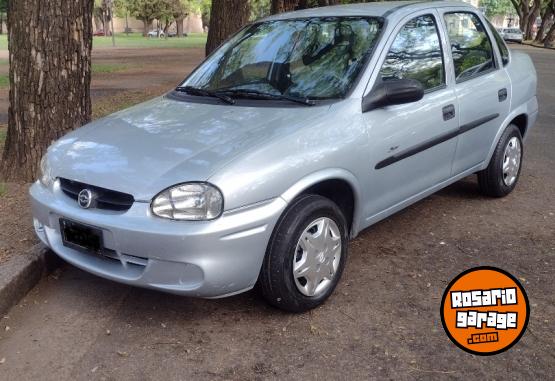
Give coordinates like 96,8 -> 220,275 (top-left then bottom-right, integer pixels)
205,0 -> 250,56
510,0 -> 542,40
271,0 -> 299,14
1,0 -> 94,181
127,0 -> 166,36
535,0 -> 555,43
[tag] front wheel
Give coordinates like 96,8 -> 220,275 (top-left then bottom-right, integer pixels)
478,124 -> 523,197
259,195 -> 348,313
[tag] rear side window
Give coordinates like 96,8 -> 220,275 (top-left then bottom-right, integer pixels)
487,19 -> 509,66
444,12 -> 495,82
379,14 -> 444,91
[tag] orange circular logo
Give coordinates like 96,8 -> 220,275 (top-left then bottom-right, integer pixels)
441,267 -> 529,355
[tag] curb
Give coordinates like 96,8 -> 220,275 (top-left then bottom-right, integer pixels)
0,244 -> 63,315
522,41 -> 555,51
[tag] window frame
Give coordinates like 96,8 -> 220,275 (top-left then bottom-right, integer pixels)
442,11 -> 498,84
486,19 -> 510,67
377,13 -> 447,94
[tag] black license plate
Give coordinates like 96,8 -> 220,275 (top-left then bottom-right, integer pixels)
60,218 -> 104,254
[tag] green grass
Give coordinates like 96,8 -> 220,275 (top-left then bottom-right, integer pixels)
92,63 -> 132,74
0,74 -> 9,88
0,32 -> 207,51
92,32 -> 207,49
0,182 -> 6,197
0,126 -> 5,144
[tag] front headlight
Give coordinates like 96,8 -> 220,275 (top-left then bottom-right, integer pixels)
151,183 -> 223,221
39,155 -> 54,188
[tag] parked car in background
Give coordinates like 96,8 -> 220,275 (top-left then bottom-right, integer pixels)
31,1 -> 538,312
93,29 -> 112,37
148,29 -> 165,38
499,27 -> 523,43
148,29 -> 178,38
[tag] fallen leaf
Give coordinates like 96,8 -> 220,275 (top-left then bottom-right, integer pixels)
0,358 -> 5,364
116,351 -> 128,357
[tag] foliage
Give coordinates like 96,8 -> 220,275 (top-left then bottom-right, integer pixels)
481,0 -> 514,18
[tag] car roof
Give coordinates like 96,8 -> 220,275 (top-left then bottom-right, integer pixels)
262,1 -> 475,21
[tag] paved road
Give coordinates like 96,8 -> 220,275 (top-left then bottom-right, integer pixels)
1,45 -> 554,380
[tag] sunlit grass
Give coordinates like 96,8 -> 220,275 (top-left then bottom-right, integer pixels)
0,75 -> 9,88
92,32 -> 207,49
0,33 -> 207,51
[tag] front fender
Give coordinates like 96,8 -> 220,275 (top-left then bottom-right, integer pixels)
279,168 -> 363,237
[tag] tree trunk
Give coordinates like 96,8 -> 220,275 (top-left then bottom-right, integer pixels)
271,0 -> 299,14
535,13 -> 553,43
544,20 -> 555,47
536,0 -> 555,43
142,19 -> 149,37
176,16 -> 184,37
0,0 -> 94,181
0,13 -> 3,35
205,0 -> 250,56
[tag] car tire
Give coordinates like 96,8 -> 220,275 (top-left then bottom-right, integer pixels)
477,124 -> 523,197
259,194 -> 348,313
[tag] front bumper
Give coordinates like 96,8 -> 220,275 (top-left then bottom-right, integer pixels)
30,181 -> 286,298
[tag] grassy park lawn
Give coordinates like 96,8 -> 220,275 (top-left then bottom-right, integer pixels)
0,33 -> 207,50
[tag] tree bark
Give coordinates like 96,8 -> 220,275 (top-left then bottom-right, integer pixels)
205,0 -> 250,56
535,0 -> 555,43
544,19 -> 555,47
271,0 -> 299,14
0,0 -> 94,181
142,19 -> 149,37
176,16 -> 184,37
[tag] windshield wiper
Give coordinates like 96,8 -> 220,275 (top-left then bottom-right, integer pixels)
175,86 -> 235,105
217,89 -> 316,106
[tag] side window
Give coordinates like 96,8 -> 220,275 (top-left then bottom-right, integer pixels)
487,19 -> 510,66
444,12 -> 495,82
379,14 -> 444,91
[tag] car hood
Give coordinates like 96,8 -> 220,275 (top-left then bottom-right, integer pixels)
47,96 -> 328,201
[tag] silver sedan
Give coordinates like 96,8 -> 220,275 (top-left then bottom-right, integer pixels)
31,1 -> 538,312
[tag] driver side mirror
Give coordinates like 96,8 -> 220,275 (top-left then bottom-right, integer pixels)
362,79 -> 424,113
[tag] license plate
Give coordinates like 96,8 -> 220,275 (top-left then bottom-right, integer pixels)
60,218 -> 104,254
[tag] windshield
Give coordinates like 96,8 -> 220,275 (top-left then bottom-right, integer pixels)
181,17 -> 383,100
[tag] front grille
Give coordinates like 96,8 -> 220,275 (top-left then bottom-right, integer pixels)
59,178 -> 135,212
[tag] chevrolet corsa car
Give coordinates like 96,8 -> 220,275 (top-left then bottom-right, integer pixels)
31,1 -> 538,312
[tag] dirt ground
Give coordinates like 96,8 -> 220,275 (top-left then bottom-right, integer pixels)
0,47 -> 205,263
0,45 -> 553,379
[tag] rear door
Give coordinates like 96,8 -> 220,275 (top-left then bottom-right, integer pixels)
361,11 -> 459,219
440,10 -> 511,175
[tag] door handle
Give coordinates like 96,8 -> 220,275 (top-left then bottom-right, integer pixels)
442,104 -> 456,121
498,88 -> 508,102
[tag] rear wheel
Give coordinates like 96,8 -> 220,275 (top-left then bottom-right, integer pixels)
259,195 -> 348,313
478,124 -> 523,197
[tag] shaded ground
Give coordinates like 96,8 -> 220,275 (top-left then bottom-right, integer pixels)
0,47 -> 206,263
0,45 -> 553,380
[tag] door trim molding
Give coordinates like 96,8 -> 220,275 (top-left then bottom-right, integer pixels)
375,113 -> 499,170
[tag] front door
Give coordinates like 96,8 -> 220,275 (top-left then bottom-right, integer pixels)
362,13 -> 459,220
